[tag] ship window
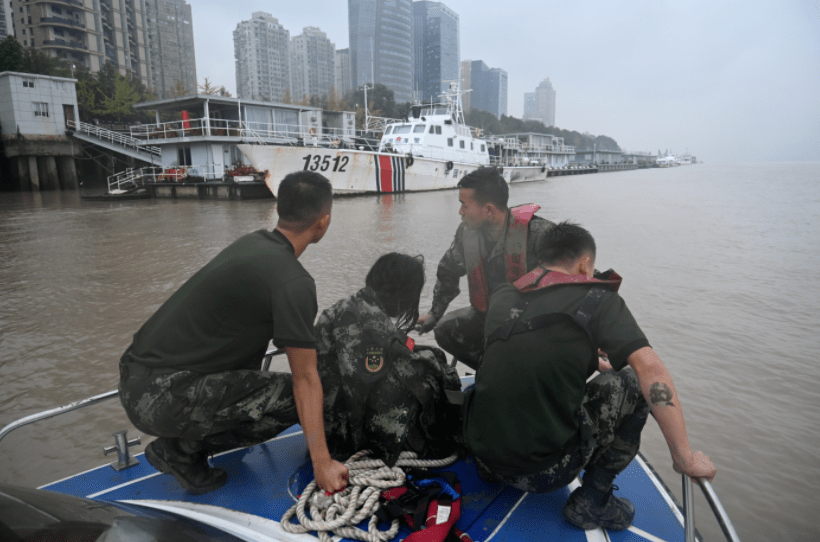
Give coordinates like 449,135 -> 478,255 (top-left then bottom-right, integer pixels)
394,125 -> 412,134
413,124 -> 426,133
429,125 -> 435,134
471,142 -> 474,150
385,126 -> 393,134
436,126 -> 442,134
447,138 -> 453,147
459,140 -> 465,149
481,144 -> 486,152
177,146 -> 192,166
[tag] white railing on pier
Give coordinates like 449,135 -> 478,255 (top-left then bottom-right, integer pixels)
68,120 -> 160,157
106,164 -> 237,192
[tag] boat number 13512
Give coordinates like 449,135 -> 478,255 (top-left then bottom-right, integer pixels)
302,154 -> 349,172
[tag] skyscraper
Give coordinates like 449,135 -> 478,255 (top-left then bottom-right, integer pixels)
9,0 -> 152,86
0,2 -> 11,39
413,1 -> 459,103
233,12 -> 291,101
335,48 -> 352,96
533,78 -> 556,127
463,60 -> 507,118
145,0 -> 197,98
290,27 -> 335,102
523,92 -> 537,120
348,0 -> 414,103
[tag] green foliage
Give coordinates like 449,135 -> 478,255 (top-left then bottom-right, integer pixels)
464,109 -> 621,151
0,35 -> 71,76
341,84 -> 398,118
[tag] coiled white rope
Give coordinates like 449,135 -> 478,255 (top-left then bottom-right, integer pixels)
281,450 -> 458,542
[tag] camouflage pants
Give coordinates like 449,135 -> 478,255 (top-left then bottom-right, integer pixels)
119,363 -> 298,453
434,306 -> 485,370
475,367 -> 649,493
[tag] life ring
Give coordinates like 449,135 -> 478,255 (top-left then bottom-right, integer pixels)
445,161 -> 454,171
406,153 -> 414,167
309,127 -> 316,135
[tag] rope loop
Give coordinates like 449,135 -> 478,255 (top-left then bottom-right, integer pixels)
281,450 -> 457,542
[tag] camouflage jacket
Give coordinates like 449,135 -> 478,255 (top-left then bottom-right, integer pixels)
430,213 -> 554,319
315,287 -> 462,465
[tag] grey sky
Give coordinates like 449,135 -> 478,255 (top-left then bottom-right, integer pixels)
192,0 -> 820,163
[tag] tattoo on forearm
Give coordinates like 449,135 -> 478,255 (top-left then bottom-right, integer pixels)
649,383 -> 676,407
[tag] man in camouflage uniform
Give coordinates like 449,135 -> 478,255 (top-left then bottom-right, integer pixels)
315,254 -> 462,465
119,172 -> 348,495
417,167 -> 554,370
462,222 -> 716,531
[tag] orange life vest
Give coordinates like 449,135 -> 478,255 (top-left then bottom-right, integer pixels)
464,204 -> 540,312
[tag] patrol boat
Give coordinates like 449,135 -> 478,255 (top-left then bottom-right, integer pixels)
0,356 -> 740,542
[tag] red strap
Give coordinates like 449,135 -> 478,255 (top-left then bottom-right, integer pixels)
406,336 -> 416,351
402,485 -> 462,542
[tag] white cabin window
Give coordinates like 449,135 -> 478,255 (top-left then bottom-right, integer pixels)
394,125 -> 412,134
459,140 -> 465,149
385,126 -> 393,135
481,144 -> 486,152
436,126 -> 442,134
33,102 -> 48,117
447,138 -> 453,147
413,124 -> 426,133
429,125 -> 435,134
471,142 -> 474,150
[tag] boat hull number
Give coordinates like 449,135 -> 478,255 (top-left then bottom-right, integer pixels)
302,154 -> 349,172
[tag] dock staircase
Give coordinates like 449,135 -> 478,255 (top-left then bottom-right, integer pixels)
66,120 -> 161,165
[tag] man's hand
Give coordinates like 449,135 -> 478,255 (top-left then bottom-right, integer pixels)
673,450 -> 717,482
597,349 -> 612,372
313,457 -> 349,493
415,313 -> 439,335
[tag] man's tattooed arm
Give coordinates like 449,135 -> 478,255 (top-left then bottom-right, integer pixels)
649,382 -> 676,407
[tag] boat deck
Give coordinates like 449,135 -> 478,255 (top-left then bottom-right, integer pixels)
42,423 -> 688,542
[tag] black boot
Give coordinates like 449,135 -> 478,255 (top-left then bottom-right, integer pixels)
145,438 -> 228,495
562,484 -> 635,531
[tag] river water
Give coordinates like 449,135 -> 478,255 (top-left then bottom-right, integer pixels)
1,162 -> 818,541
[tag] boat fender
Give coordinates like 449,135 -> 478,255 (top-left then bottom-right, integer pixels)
406,153 -> 414,167
309,127 -> 316,135
446,161 -> 454,171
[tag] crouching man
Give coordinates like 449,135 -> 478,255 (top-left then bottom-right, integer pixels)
119,171 -> 347,495
461,221 -> 716,531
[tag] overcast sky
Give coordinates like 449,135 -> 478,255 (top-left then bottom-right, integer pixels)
191,0 -> 820,163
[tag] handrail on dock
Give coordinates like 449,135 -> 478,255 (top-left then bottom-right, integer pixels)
683,474 -> 741,542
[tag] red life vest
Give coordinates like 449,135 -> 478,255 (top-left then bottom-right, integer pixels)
513,267 -> 622,293
465,204 -> 540,312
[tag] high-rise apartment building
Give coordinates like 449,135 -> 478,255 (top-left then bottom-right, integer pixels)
460,59 -> 471,112
348,0 -> 414,103
524,78 -> 556,126
145,0 -> 197,98
462,59 -> 507,118
413,1 -> 459,103
1,2 -> 12,39
290,27 -> 335,102
335,48 -> 352,96
9,0 -> 151,86
233,12 -> 291,102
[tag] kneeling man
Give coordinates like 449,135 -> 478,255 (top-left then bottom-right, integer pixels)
461,221 -> 716,531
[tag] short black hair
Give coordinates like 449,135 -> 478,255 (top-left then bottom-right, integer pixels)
457,167 -> 508,209
277,171 -> 333,231
537,221 -> 597,267
365,252 -> 425,331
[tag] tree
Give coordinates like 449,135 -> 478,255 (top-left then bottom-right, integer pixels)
98,74 -> 141,123
198,77 -> 220,95
168,79 -> 191,98
0,36 -> 25,73
326,85 -> 340,112
281,87 -> 292,104
342,84 -> 396,119
218,86 -> 232,97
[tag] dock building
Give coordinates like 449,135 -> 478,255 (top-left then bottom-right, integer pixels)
0,71 -> 80,190
233,12 -> 291,102
413,1 -> 459,104
461,59 -> 507,118
348,0 -> 414,103
291,27 -> 336,103
488,132 -> 574,168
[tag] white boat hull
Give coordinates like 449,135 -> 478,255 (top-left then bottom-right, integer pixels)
238,145 -> 485,197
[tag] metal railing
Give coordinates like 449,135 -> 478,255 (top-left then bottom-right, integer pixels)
68,119 -> 160,157
106,164 -> 231,192
683,475 -> 741,542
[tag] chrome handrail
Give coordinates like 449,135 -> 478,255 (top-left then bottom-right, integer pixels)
683,474 -> 741,542
0,389 -> 119,446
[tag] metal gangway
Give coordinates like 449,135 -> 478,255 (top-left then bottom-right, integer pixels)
67,119 -> 161,165
0,362 -> 740,542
